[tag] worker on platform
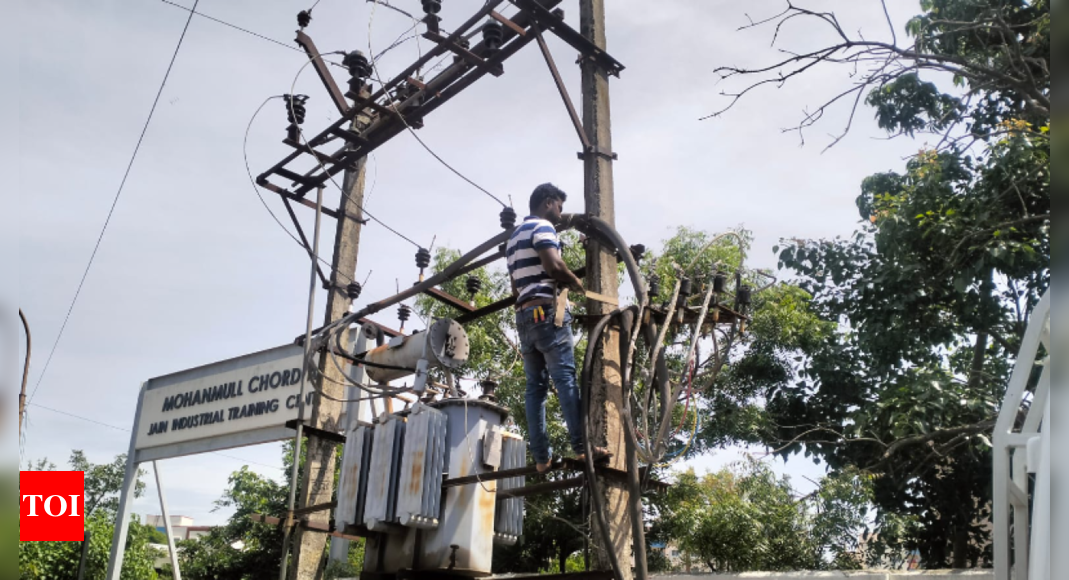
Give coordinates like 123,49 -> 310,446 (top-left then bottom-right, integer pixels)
507,183 -> 610,473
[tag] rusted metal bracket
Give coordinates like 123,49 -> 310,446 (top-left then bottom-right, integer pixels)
440,456 -> 668,491
533,25 -> 590,152
258,0 -> 557,202
292,501 -> 337,517
513,0 -> 625,77
490,11 -> 527,37
577,145 -> 617,161
284,419 -> 347,444
423,287 -> 476,313
423,30 -> 504,77
251,513 -> 369,541
497,475 -> 586,500
281,197 -> 331,288
295,30 -> 350,116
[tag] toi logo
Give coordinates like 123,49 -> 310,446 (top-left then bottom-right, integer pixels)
20,471 -> 85,541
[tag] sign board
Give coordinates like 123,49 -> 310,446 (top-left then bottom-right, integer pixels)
135,344 -> 316,450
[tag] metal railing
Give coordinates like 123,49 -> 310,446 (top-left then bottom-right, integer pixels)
992,288 -> 1050,580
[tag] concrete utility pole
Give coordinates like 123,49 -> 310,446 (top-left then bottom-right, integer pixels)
579,1 -> 632,578
289,146 -> 369,579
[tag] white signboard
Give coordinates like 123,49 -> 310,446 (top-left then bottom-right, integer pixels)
134,344 -> 317,450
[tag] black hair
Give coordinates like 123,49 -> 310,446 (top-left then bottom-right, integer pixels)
529,183 -> 567,214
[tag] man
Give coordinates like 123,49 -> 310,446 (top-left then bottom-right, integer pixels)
506,183 -> 609,472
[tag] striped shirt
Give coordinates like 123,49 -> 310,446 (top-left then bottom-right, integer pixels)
507,216 -> 560,304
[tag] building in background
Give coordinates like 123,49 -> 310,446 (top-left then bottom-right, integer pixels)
143,514 -> 213,541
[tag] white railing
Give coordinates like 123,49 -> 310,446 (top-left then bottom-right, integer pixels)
992,289 -> 1050,580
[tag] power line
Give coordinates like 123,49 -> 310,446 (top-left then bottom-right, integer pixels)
285,59 -> 426,248
367,0 -> 508,208
157,0 -> 347,68
245,94 -> 422,267
27,402 -> 285,471
27,0 -> 201,406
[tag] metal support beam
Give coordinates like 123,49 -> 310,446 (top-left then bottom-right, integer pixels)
533,26 -> 591,151
423,287 -> 476,313
105,385 -> 148,580
257,1 -> 564,200
515,0 -> 624,77
295,31 -> 350,116
154,461 -> 183,580
496,476 -> 586,500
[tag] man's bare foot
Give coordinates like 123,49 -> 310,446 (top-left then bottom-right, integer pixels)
536,460 -> 553,474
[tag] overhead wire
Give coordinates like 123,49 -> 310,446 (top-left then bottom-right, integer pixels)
26,403 -> 286,472
27,0 -> 200,408
156,0 -> 345,68
367,0 -> 508,207
243,95 -> 359,285
287,57 -> 426,248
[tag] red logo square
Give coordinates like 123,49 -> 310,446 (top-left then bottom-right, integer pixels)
20,471 -> 85,541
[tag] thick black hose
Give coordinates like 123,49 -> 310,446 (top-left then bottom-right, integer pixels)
563,213 -> 652,580
560,214 -> 648,306
617,308 -> 649,580
581,309 -> 626,580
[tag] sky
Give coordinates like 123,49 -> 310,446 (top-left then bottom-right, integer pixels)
12,0 -> 928,526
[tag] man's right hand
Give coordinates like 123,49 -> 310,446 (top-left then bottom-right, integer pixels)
568,279 -> 585,294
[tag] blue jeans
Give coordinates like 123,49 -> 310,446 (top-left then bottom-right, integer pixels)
516,303 -> 585,464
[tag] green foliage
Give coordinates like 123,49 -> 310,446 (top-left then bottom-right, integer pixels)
169,466 -> 289,579
19,453 -> 157,580
411,225 -> 832,574
758,0 -> 1051,568
656,461 -> 873,572
71,451 -> 147,519
19,513 -> 163,580
145,526 -> 169,545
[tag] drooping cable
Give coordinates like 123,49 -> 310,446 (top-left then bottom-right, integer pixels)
27,0 -> 200,407
157,0 -> 345,67
367,0 -> 508,207
287,57 -> 426,248
243,95 -> 358,284
27,402 -> 285,471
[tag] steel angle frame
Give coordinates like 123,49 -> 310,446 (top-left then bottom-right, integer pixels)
256,0 -> 629,206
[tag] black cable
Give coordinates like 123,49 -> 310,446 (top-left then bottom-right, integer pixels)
158,0 -> 347,68
286,61 -> 426,248
581,309 -> 627,580
27,0 -> 200,406
367,0 -> 508,208
244,96 -> 358,285
26,403 -> 285,471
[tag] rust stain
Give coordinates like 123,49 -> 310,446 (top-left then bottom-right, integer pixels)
478,479 -> 498,535
409,449 -> 425,495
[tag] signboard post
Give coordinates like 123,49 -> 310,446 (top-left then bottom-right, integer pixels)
105,344 -> 320,580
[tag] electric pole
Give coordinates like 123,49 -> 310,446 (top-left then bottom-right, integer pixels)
579,1 -> 632,578
289,131 -> 370,579
19,309 -> 31,441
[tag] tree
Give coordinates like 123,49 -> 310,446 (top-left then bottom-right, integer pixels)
69,450 -> 146,519
707,0 -> 1050,568
415,226 -> 825,574
19,452 -> 159,580
169,444 -> 364,580
656,461 -> 875,572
